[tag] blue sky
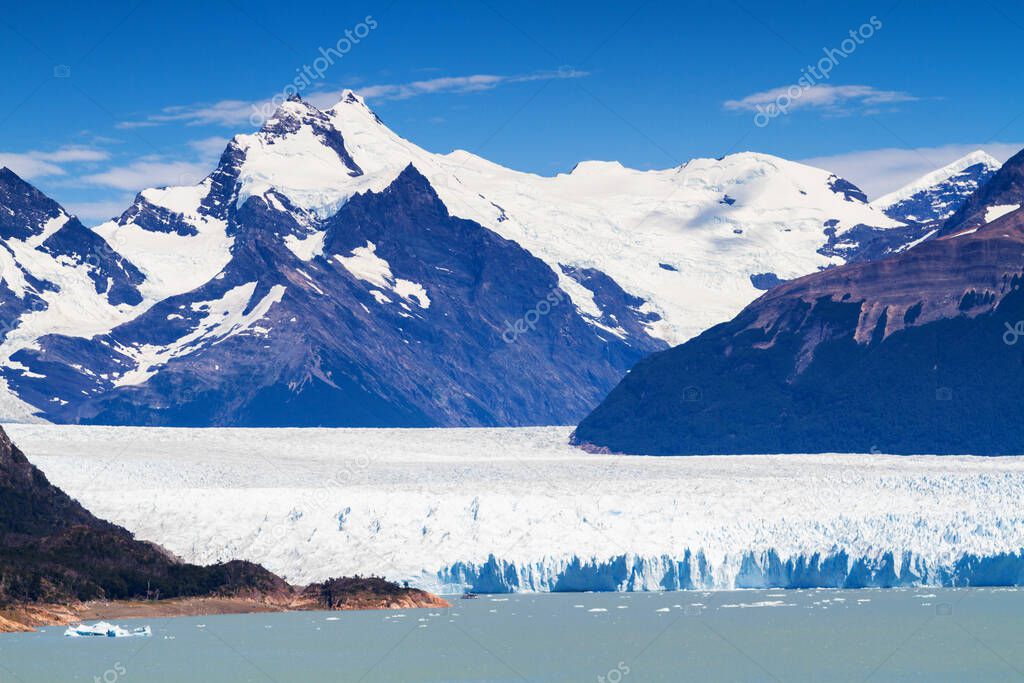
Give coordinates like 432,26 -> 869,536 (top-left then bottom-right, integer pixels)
1,0 -> 1022,223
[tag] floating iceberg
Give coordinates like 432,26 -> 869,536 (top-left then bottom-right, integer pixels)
64,621 -> 152,638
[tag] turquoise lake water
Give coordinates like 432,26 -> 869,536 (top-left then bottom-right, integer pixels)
2,588 -> 1023,682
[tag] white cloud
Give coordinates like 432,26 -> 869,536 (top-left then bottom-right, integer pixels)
78,135 -> 228,193
81,159 -> 215,191
353,69 -> 589,102
801,143 -> 1024,199
0,154 -> 63,179
0,146 -> 111,179
724,84 -> 918,116
187,136 -> 231,158
117,69 -> 590,130
119,100 -> 259,129
64,197 -> 135,224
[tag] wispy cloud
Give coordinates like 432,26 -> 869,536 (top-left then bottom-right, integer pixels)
80,137 -> 229,192
118,100 -> 260,129
186,136 -> 231,158
81,158 -> 215,191
117,69 -> 589,129
801,143 -> 1024,198
352,68 -> 588,102
724,84 -> 918,116
0,146 -> 111,179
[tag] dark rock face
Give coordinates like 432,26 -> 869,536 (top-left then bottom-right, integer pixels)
881,161 -> 997,224
0,426 -> 287,605
749,272 -> 786,290
828,175 -> 869,203
0,168 -> 66,242
573,208 -> 1024,455
818,221 -> 937,265
20,166 -> 664,427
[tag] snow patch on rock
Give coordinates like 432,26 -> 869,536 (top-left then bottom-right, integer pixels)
335,241 -> 430,309
985,204 -> 1020,223
113,282 -> 286,386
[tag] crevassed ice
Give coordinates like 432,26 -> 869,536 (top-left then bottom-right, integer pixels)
13,424 -> 1024,594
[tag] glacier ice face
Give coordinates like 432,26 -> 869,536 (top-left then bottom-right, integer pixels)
10,424 -> 1024,593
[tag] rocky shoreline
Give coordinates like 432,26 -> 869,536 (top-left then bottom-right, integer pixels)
0,580 -> 450,633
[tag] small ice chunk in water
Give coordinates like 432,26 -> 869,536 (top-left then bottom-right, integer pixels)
64,622 -> 151,638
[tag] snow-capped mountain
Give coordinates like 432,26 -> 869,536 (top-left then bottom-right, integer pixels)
0,92 -> 927,426
940,147 -> 1024,235
93,92 -> 907,343
0,168 -> 144,421
573,202 -> 1024,455
9,165 -> 663,426
871,150 -> 1000,223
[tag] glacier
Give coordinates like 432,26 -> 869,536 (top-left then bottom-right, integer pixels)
8,424 -> 1024,593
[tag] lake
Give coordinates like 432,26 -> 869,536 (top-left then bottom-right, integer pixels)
3,588 -> 1023,682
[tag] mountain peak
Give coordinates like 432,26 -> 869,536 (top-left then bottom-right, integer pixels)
872,150 -> 1002,223
329,88 -> 383,126
874,150 -> 1000,208
339,88 -> 364,105
940,146 -> 1024,233
0,166 -> 67,241
0,166 -> 32,191
959,149 -> 1001,167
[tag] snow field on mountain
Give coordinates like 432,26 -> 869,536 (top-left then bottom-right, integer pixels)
9,424 -> 1024,592
322,95 -> 905,343
93,181 -> 232,302
0,209 -> 145,417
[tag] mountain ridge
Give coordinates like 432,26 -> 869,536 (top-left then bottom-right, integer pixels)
572,203 -> 1024,455
0,92 -> 992,427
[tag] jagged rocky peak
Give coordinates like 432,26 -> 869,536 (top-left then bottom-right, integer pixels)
333,88 -> 383,120
0,169 -> 144,326
0,167 -> 69,241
